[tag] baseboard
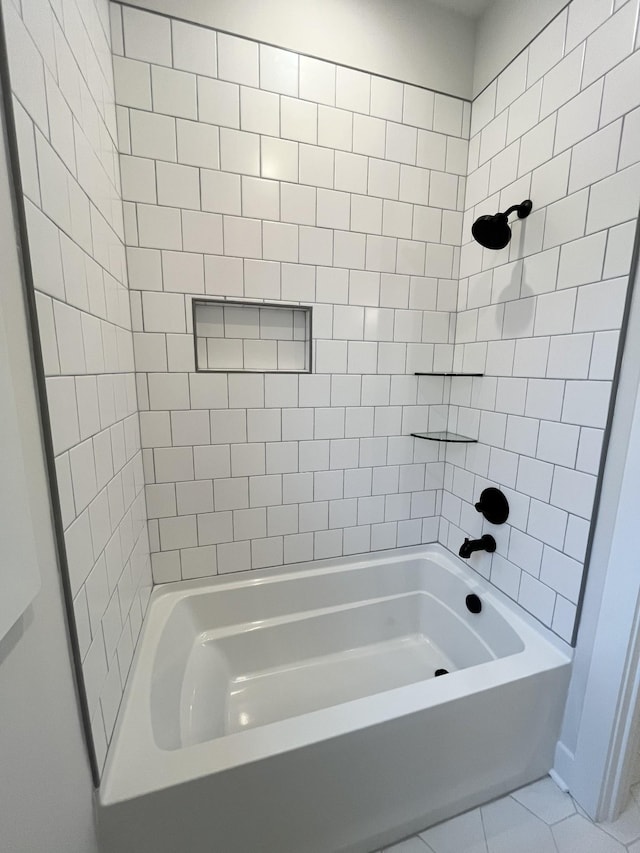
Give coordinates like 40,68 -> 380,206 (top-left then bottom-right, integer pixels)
549,768 -> 569,793
552,741 -> 574,794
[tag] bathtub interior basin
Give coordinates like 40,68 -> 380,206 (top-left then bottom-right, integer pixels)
151,557 -> 525,750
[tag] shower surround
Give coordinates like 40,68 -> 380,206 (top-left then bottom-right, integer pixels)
2,0 -> 640,776
113,0 -> 640,646
112,3 -> 466,581
445,0 -> 640,643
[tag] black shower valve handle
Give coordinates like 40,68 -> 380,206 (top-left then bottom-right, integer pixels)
475,495 -> 492,514
474,487 -> 510,525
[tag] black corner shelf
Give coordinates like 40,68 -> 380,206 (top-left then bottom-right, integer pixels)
410,431 -> 478,443
414,372 -> 484,377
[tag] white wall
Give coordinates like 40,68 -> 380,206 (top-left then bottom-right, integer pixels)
0,73 -> 98,852
113,3 -> 469,581
441,0 -> 640,642
467,0 -> 640,814
117,0 -> 476,99
473,0 -> 568,97
124,0 -> 570,100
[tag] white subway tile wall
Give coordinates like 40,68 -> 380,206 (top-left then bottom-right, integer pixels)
114,0 -> 640,647
452,0 -> 640,642
1,0 -> 151,772
113,4 -> 463,589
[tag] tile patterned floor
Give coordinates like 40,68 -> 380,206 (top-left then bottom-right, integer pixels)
377,776 -> 640,853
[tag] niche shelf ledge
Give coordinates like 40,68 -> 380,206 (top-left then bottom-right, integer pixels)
414,372 -> 484,377
410,431 -> 478,443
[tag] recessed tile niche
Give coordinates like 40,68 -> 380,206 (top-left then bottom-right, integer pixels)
193,299 -> 312,373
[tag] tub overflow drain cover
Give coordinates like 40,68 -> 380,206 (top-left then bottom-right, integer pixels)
435,668 -> 449,677
466,593 -> 482,614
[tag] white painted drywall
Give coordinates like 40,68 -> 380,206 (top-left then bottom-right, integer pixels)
0,90 -> 99,852
0,246 -> 40,640
473,0 -> 568,96
119,0 -> 476,98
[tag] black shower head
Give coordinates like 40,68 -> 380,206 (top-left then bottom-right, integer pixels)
471,199 -> 533,250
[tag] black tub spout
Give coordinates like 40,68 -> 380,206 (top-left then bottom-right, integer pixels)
459,535 -> 497,559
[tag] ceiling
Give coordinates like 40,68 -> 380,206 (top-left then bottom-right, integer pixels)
426,0 -> 494,19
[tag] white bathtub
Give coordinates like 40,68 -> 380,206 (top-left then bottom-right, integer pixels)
97,544 -> 571,853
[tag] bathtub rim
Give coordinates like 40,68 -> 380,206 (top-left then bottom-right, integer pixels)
99,543 -> 572,807
135,544 -> 572,652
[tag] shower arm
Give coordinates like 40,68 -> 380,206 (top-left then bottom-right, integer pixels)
502,200 -> 533,220
502,204 -> 520,219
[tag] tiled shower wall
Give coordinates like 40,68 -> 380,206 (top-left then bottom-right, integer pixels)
111,3 -> 470,582
1,0 -> 151,770
443,0 -> 640,641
